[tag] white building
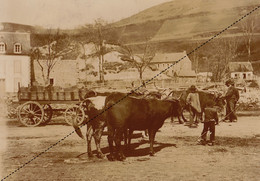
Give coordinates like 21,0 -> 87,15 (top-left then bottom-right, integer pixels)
0,31 -> 30,94
149,51 -> 197,79
228,62 -> 254,80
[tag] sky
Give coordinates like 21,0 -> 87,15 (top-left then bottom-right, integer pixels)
0,0 -> 172,29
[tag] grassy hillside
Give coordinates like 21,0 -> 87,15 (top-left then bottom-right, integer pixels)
111,0 -> 260,74
113,0 -> 260,44
115,0 -> 259,27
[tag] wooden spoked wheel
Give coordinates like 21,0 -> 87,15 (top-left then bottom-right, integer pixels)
18,101 -> 44,127
181,108 -> 190,123
64,105 -> 85,126
41,104 -> 53,125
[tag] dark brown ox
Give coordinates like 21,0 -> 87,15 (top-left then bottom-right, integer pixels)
73,99 -> 106,158
178,90 -> 225,122
104,92 -> 182,161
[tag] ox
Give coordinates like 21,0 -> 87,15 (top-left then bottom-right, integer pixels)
167,90 -> 225,122
180,90 -> 225,122
104,92 -> 182,161
73,97 -> 106,158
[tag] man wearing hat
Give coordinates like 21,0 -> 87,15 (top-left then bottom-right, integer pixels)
186,85 -> 201,127
224,79 -> 239,122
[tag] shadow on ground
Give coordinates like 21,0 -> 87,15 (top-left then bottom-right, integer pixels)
170,136 -> 260,147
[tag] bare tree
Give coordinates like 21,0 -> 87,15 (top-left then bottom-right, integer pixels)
31,30 -> 75,86
77,19 -> 119,83
190,40 -> 200,73
117,42 -> 155,82
210,37 -> 239,81
240,13 -> 257,62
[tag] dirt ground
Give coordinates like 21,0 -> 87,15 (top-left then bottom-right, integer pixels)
0,115 -> 260,181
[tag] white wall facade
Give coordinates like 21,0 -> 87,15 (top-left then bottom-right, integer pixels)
34,59 -> 79,87
230,72 -> 254,80
0,55 -> 30,92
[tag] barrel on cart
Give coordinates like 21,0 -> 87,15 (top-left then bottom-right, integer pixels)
17,86 -> 94,127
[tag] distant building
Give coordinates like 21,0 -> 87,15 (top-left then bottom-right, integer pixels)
228,62 -> 254,80
149,51 -> 196,78
0,29 -> 31,94
197,72 -> 212,82
34,59 -> 80,87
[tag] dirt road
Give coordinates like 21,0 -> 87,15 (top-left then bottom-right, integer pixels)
1,116 -> 260,181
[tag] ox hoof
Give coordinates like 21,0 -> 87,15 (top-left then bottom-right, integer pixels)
97,153 -> 105,159
149,152 -> 155,156
117,153 -> 126,161
107,154 -> 116,161
88,153 -> 94,158
117,156 -> 126,161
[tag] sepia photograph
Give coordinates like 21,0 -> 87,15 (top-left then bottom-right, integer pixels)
0,0 -> 260,180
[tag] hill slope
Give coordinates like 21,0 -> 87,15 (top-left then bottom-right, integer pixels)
113,0 -> 260,43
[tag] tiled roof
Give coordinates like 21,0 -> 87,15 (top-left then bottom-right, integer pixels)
228,62 -> 253,72
151,52 -> 188,63
0,32 -> 31,55
178,70 -> 196,77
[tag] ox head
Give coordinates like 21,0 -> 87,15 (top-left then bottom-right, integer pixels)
82,99 -> 96,113
167,98 -> 182,117
214,93 -> 226,111
84,90 -> 97,99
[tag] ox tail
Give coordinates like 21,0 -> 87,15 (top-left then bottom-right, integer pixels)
72,119 -> 86,140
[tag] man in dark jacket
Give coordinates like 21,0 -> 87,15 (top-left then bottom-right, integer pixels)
198,107 -> 219,146
224,79 -> 239,122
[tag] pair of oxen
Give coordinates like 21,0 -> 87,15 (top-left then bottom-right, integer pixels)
73,90 -> 225,161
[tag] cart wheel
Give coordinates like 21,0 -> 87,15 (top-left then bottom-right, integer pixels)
181,108 -> 189,123
18,101 -> 44,127
64,105 -> 85,126
41,104 -> 53,125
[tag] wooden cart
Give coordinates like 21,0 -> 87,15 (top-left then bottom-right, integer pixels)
16,86 -> 89,127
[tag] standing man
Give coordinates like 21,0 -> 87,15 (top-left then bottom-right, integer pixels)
198,106 -> 221,146
224,79 -> 239,122
186,85 -> 201,128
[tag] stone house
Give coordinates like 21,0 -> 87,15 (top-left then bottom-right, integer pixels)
149,51 -> 196,81
0,30 -> 30,94
228,62 -> 255,80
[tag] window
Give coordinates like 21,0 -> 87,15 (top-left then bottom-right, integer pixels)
14,60 -> 21,73
14,43 -> 22,53
0,42 -> 6,53
49,78 -> 54,85
243,73 -> 246,79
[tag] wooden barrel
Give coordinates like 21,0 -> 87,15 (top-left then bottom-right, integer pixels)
51,92 -> 58,100
58,92 -> 65,100
37,92 -> 44,100
31,92 -> 37,100
65,92 -> 72,100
